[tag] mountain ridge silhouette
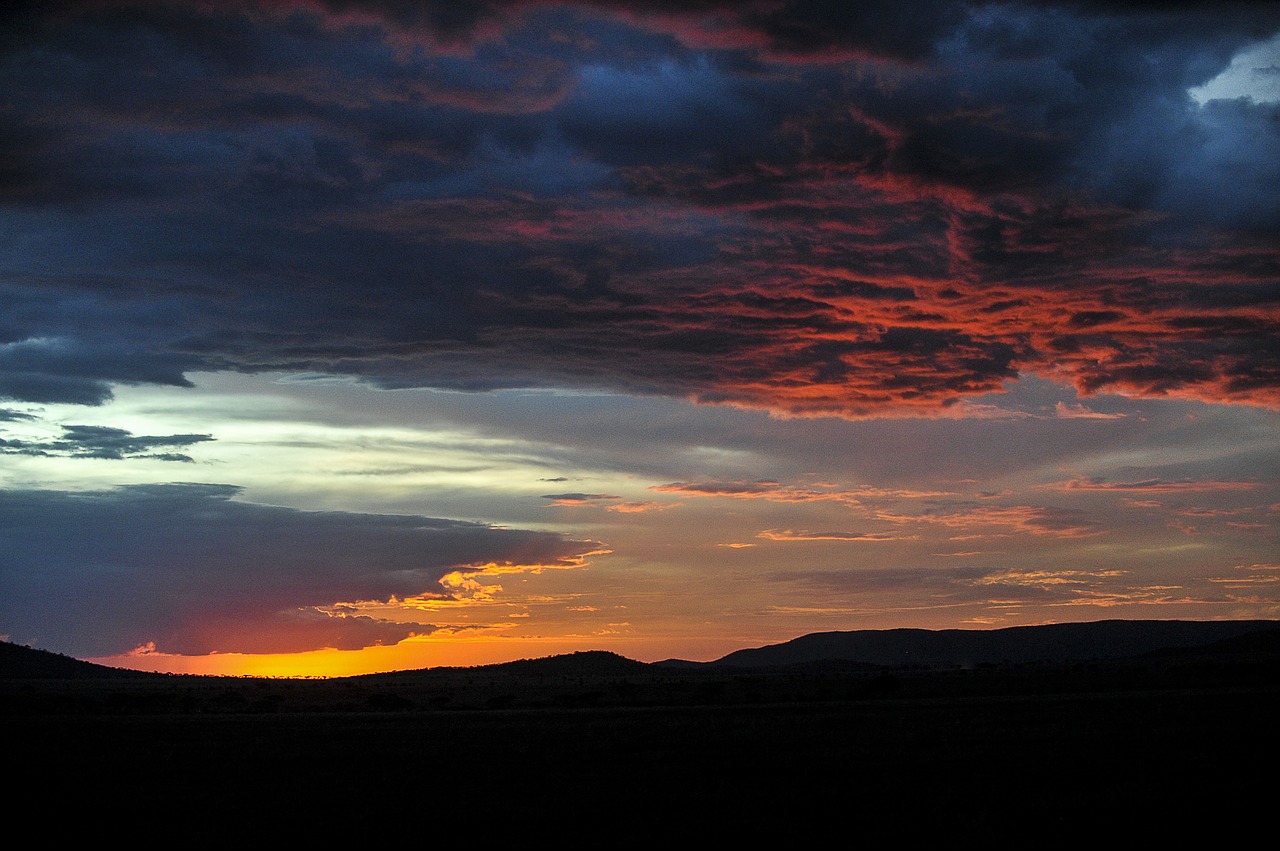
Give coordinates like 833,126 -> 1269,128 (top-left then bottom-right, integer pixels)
4,618 -> 1278,681
10,618 -> 1279,841
702,618 -> 1280,669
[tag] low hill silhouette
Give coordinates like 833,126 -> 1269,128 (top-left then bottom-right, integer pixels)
7,618 -> 1279,840
467,649 -> 651,677
4,618 -> 1279,684
1141,624 -> 1280,662
0,640 -> 161,680
705,618 -> 1280,670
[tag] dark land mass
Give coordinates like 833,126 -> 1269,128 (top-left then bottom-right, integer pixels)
5,619 -> 1279,842
708,618 -> 1280,668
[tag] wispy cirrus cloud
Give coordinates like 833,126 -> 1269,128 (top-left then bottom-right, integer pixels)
1209,563 -> 1280,588
757,529 -> 917,542
1048,476 -> 1262,493
1054,402 -> 1125,420
650,479 -> 953,503
541,491 -> 622,506
606,500 -> 673,513
976,568 -> 1128,589
874,504 -> 1103,538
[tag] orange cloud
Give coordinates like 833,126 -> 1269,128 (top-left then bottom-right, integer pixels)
1054,402 -> 1125,419
606,501 -> 674,513
757,529 -> 918,542
977,568 -> 1126,588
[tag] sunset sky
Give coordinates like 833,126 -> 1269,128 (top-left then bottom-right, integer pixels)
2,0 -> 1278,677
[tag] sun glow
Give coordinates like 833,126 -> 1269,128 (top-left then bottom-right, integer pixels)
85,629 -> 746,677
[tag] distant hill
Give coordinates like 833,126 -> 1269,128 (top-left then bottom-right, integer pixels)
0,641 -> 159,680
707,619 -> 1280,670
1145,624 -> 1280,662
479,649 -> 651,676
5,619 -> 1279,683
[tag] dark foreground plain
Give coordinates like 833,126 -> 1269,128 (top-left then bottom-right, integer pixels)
5,623 -> 1278,843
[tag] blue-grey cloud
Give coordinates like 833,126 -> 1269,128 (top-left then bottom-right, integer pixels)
0,483 -> 601,657
0,424 -> 213,461
541,492 -> 622,505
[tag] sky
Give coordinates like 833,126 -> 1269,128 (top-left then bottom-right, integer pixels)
2,0 -> 1278,677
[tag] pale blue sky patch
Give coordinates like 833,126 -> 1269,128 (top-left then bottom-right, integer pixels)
1189,32 -> 1280,104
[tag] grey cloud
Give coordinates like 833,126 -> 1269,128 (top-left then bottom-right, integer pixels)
541,492 -> 621,501
0,373 -> 117,406
0,424 -> 214,461
559,56 -> 777,167
0,336 -> 198,405
0,483 -> 601,658
317,0 -> 508,48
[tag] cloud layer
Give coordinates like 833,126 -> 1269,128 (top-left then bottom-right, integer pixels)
0,483 -> 599,657
2,0 -> 1277,418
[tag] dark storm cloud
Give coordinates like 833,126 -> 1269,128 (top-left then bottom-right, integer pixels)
0,483 -> 601,657
0,424 -> 213,461
0,336 -> 198,405
593,0 -> 969,62
1,0 -> 1277,416
318,0 -> 970,62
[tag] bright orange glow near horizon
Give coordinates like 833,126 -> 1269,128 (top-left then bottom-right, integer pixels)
87,633 -> 754,678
